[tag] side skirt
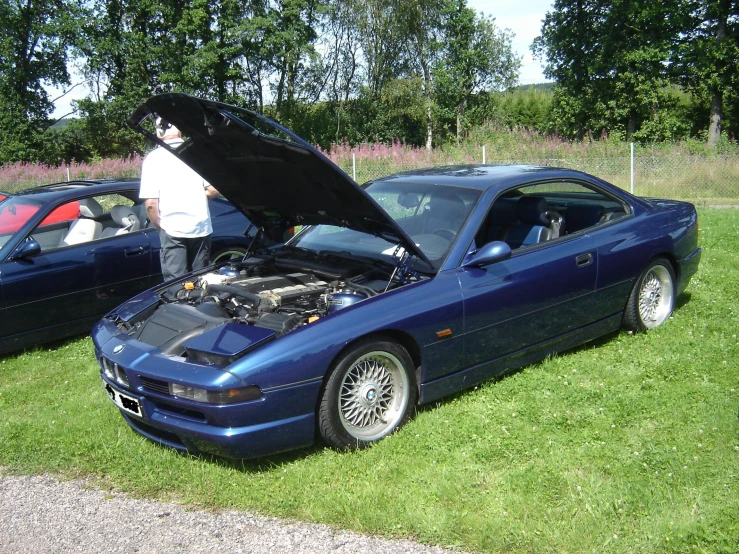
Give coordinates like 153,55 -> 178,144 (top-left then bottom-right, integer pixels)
419,313 -> 623,404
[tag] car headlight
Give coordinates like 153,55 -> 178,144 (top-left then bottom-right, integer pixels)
168,383 -> 262,404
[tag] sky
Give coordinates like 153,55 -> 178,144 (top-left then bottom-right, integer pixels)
50,0 -> 553,118
466,0 -> 553,85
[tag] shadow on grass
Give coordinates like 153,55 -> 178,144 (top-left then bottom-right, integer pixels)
416,327 -> 625,415
0,332 -> 92,361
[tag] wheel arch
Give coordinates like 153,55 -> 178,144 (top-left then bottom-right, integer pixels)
316,329 -> 423,406
648,251 -> 679,283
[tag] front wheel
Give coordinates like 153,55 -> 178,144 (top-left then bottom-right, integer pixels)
318,338 -> 418,451
623,258 -> 676,332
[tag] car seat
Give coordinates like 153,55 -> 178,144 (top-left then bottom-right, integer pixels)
79,197 -> 104,218
506,196 -> 553,248
60,219 -> 103,246
100,205 -> 141,238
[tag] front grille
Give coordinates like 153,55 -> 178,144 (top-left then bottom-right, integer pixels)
101,356 -> 129,387
114,364 -> 129,387
140,377 -> 170,395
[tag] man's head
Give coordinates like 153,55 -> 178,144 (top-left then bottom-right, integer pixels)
155,117 -> 181,140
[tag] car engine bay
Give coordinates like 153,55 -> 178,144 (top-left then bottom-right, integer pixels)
115,253 -> 417,361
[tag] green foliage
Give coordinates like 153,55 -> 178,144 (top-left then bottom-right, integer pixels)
0,0 -> 85,163
467,87 -> 553,131
534,0 -> 739,144
0,0 -> 736,165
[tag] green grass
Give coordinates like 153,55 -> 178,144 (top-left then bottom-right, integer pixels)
1,209 -> 738,553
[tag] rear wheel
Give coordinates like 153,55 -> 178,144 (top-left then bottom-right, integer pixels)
212,246 -> 247,264
623,258 -> 676,332
318,338 -> 417,451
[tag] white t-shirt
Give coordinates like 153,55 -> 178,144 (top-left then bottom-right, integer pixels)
139,138 -> 213,238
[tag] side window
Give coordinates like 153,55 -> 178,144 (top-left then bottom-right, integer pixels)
476,181 -> 628,251
34,194 -> 140,252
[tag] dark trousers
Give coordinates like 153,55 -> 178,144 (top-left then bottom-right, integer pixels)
159,230 -> 211,282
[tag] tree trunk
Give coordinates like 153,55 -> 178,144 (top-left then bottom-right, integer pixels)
708,3 -> 727,147
707,90 -> 722,147
626,111 -> 638,142
426,105 -> 433,150
456,96 -> 468,145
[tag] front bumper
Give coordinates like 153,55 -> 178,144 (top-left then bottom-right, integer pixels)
95,321 -> 322,459
101,373 -> 320,459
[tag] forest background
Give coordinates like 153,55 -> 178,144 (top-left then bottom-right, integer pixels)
0,0 -> 737,168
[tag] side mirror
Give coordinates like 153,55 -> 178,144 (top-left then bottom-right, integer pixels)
462,241 -> 511,268
12,239 -> 41,260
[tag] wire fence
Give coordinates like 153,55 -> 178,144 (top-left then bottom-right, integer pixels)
335,153 -> 739,206
1,151 -> 738,205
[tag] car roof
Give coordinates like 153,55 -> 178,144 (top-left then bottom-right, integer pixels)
3,179 -> 140,203
369,165 -> 597,193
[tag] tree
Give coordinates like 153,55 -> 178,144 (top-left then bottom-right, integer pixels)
533,0 -> 679,140
0,0 -> 84,162
671,0 -> 739,146
264,0 -> 323,124
436,0 -> 519,143
397,0 -> 445,149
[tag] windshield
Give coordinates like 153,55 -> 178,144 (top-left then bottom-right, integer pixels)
0,197 -> 45,247
289,181 -> 480,268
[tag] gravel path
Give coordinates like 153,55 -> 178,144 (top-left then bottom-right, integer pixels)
0,473 -> 459,554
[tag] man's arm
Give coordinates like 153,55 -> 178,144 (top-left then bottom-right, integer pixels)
144,199 -> 161,230
205,185 -> 220,199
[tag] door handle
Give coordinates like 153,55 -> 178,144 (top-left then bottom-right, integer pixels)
575,253 -> 593,267
124,246 -> 145,257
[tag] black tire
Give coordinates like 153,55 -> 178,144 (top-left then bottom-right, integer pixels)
623,258 -> 676,332
212,246 -> 247,264
318,338 -> 418,451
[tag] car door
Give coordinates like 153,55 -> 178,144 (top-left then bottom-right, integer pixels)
456,182 -> 604,373
459,235 -> 598,370
0,227 -> 155,341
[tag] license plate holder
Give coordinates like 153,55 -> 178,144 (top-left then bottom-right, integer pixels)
104,381 -> 145,418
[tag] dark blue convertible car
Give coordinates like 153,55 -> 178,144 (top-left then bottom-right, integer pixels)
94,94 -> 701,459
0,179 -> 251,353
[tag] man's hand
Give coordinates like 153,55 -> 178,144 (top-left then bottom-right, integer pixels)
144,198 -> 161,230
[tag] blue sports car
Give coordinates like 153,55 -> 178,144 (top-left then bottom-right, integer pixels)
93,94 -> 701,459
0,178 -> 252,353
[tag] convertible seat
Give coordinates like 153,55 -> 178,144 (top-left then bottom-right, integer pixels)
565,203 -> 603,234
100,205 -> 141,238
423,192 -> 470,235
506,196 -> 552,248
60,218 -> 103,246
79,197 -> 104,218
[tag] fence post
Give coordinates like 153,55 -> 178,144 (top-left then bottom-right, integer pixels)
352,152 -> 356,182
630,142 -> 635,194
67,167 -> 70,182
482,145 -> 486,165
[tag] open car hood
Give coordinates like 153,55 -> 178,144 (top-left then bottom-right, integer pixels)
128,94 -> 429,265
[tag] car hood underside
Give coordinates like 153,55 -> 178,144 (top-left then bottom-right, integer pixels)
128,94 -> 428,264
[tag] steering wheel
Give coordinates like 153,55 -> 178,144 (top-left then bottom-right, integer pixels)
432,228 -> 457,242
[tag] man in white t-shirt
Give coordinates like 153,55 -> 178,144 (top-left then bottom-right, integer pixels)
139,118 -> 220,281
